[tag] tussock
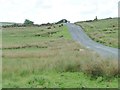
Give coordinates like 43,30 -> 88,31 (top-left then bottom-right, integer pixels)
3,40 -> 118,77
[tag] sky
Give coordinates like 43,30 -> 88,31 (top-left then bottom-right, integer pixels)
0,0 -> 119,24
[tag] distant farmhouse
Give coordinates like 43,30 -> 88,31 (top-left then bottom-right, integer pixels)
56,19 -> 70,24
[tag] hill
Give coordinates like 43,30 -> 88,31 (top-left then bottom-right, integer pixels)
75,17 -> 118,48
0,22 -> 22,26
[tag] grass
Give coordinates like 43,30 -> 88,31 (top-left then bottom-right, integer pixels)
2,25 -> 71,48
2,24 -> 119,88
75,18 -> 118,48
3,72 -> 118,88
0,27 -> 2,89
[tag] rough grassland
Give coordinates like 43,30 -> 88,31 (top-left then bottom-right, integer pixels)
75,18 -> 118,48
2,24 -> 119,88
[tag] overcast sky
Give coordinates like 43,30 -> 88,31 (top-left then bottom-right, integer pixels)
0,0 -> 119,24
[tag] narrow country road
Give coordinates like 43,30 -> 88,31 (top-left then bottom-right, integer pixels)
66,23 -> 118,59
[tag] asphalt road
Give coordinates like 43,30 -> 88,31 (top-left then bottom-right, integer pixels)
66,23 -> 118,59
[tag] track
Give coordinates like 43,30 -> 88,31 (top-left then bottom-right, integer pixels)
66,23 -> 118,59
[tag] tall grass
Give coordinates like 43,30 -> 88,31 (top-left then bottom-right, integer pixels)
3,39 -> 119,78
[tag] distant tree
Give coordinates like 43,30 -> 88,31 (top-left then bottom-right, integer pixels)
94,16 -> 98,21
24,19 -> 34,25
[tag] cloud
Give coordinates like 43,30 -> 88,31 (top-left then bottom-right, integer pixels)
0,0 -> 119,24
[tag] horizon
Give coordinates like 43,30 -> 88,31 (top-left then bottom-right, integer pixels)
0,17 -> 118,25
0,0 -> 119,24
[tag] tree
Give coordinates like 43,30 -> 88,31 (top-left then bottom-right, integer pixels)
24,19 -> 34,25
94,16 -> 98,21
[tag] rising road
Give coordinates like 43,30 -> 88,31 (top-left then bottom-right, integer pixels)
66,23 -> 118,59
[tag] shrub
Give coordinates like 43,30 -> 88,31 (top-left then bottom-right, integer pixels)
47,27 -> 51,29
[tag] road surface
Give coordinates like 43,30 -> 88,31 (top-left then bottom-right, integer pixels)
66,23 -> 118,59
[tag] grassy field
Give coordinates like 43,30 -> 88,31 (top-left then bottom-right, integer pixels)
75,18 -> 118,48
0,27 -> 2,89
2,24 -> 119,88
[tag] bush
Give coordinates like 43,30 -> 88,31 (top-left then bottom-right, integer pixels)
47,27 -> 51,29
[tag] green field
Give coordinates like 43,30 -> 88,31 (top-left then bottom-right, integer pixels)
2,24 -> 119,88
75,18 -> 118,48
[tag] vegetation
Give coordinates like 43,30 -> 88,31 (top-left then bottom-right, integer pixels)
2,23 -> 119,88
24,19 -> 34,25
3,72 -> 118,88
75,18 -> 118,48
1,21 -> 53,28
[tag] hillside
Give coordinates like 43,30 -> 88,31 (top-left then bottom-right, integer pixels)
75,18 -> 118,48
